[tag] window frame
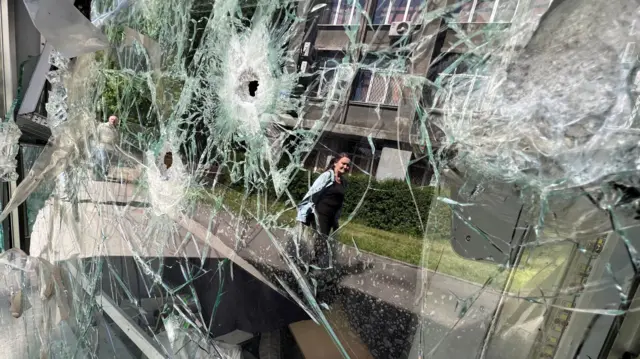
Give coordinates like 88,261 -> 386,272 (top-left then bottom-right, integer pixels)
311,52 -> 347,99
321,0 -> 365,26
372,0 -> 423,25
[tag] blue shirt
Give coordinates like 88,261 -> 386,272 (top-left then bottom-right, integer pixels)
296,170 -> 345,224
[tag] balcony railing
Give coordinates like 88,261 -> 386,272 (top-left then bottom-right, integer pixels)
352,69 -> 404,106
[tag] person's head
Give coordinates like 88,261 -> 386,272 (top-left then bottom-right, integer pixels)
326,153 -> 351,176
108,115 -> 119,126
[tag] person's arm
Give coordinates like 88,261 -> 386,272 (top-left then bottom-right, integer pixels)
303,171 -> 331,204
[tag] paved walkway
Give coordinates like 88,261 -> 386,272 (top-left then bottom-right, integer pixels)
29,179 -> 505,359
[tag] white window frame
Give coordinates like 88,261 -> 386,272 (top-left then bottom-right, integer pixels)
325,0 -> 362,25
376,0 -> 419,25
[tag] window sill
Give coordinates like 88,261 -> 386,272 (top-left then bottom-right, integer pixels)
448,22 -> 512,30
317,24 -> 360,29
348,100 -> 399,109
366,23 -> 423,31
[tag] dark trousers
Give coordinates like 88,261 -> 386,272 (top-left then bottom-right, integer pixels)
308,213 -> 337,269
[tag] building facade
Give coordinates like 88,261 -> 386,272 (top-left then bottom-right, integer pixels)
284,0 -> 553,185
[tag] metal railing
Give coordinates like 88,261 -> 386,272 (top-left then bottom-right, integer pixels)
352,69 -> 404,106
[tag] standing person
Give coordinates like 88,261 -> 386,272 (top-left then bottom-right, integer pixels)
296,153 -> 351,269
92,115 -> 120,180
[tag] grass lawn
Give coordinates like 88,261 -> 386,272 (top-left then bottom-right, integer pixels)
190,187 -> 567,292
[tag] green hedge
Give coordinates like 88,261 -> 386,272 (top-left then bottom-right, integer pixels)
286,170 -> 433,237
217,165 -> 434,236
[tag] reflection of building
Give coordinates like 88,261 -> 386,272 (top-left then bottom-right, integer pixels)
284,0 -> 552,185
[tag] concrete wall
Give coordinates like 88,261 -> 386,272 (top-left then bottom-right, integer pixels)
343,103 -> 412,142
375,147 -> 412,181
316,26 -> 353,50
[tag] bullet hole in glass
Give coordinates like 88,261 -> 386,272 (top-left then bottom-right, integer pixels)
248,80 -> 259,97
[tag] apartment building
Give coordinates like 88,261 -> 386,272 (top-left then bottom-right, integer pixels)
284,0 -> 553,185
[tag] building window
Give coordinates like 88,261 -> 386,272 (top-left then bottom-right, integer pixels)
373,0 -> 425,25
346,139 -> 379,175
352,56 -> 405,105
319,0 -> 366,25
311,52 -> 348,99
408,161 -> 432,186
314,58 -> 341,98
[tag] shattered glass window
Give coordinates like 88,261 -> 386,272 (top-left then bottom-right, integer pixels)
311,52 -> 345,98
3,0 -> 640,358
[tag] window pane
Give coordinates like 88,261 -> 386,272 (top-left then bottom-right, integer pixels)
406,0 -> 422,21
373,0 -> 390,24
350,0 -> 366,24
388,0 -> 408,23
373,0 -> 424,24
323,0 -> 365,25
313,53 -> 344,97
352,70 -> 373,101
